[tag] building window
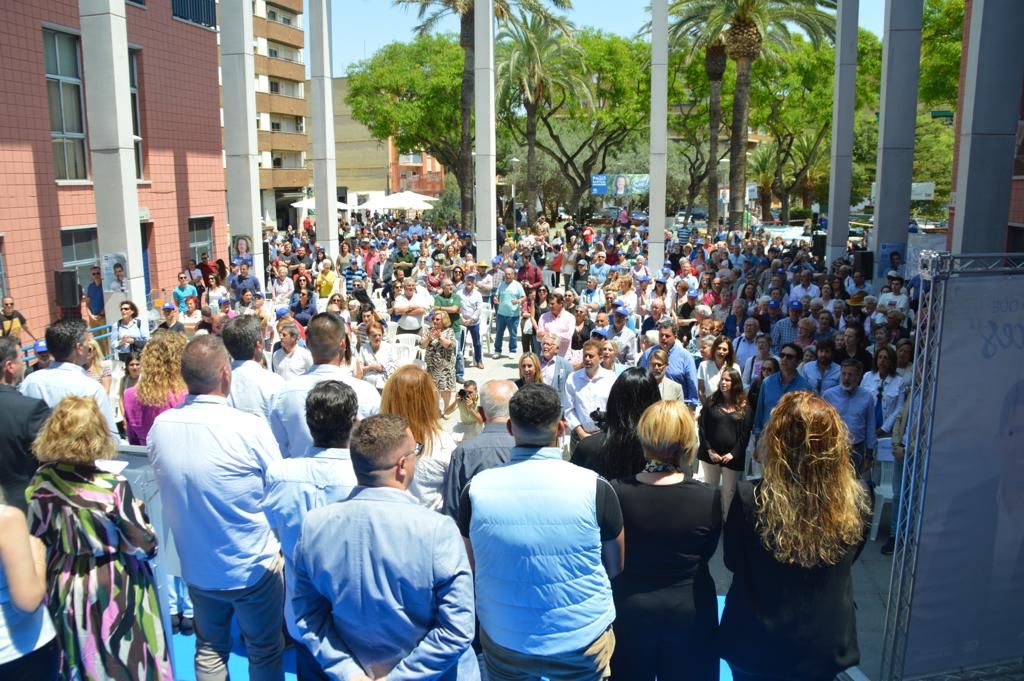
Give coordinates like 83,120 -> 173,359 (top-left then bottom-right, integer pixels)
188,217 -> 213,264
172,0 -> 216,28
44,30 -> 88,181
399,152 -> 423,165
267,8 -> 277,20
294,116 -> 304,133
61,228 -> 99,286
129,50 -> 144,179
269,80 -> 280,94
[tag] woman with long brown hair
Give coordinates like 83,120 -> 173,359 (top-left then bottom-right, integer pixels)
720,392 -> 869,681
380,365 -> 455,512
697,366 -> 751,515
122,330 -> 188,446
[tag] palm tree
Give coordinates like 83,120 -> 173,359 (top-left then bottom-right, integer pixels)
497,12 -> 590,226
394,0 -> 572,232
670,0 -> 834,229
747,141 -> 776,221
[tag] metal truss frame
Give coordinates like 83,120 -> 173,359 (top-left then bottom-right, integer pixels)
879,252 -> 1024,681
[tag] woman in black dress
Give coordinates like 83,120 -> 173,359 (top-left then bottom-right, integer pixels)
698,367 -> 751,515
610,400 -> 721,681
720,392 -> 870,681
570,368 -> 661,480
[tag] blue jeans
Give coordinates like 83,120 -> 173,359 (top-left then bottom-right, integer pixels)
461,323 -> 482,365
495,313 -> 518,354
455,327 -> 465,380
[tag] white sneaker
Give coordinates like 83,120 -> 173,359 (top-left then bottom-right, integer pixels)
492,353 -> 502,360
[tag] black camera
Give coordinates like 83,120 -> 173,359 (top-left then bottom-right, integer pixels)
458,389 -> 469,400
590,408 -> 607,430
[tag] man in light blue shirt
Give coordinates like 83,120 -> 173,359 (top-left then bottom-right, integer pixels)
823,358 -> 877,473
753,342 -> 813,435
292,414 -> 478,681
148,335 -> 285,681
588,251 -> 611,285
18,318 -> 117,435
262,381 -> 359,681
492,268 -> 524,359
799,338 -> 841,395
222,315 -> 284,421
270,312 -> 381,457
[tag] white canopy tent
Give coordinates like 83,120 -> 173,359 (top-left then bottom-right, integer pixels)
290,197 -> 351,211
355,191 -> 439,212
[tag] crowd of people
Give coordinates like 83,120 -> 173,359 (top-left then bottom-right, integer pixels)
0,212 -> 920,681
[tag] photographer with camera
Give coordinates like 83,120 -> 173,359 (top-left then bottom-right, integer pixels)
444,380 -> 484,442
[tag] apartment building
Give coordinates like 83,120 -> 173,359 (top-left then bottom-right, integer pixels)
329,76 -> 445,209
225,0 -> 311,231
0,0 -> 226,331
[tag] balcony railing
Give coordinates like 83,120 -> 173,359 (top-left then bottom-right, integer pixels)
172,0 -> 215,28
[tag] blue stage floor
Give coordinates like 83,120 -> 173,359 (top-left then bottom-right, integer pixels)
170,597 -> 734,680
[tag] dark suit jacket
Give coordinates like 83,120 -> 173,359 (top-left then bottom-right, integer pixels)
0,384 -> 50,510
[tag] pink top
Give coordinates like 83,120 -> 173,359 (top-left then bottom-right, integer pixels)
123,386 -> 187,446
538,309 -> 576,357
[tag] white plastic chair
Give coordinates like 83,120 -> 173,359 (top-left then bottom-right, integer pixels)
479,307 -> 493,355
393,344 -> 415,367
393,333 -> 422,361
870,437 -> 896,541
385,321 -> 399,341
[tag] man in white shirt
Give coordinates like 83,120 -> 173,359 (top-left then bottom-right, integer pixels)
877,271 -> 910,311
459,273 -> 485,369
537,292 -> 575,357
393,280 -> 432,335
272,321 -> 313,381
223,315 -> 285,421
789,269 -> 821,301
563,340 -> 615,453
18,318 -> 117,435
270,312 -> 381,458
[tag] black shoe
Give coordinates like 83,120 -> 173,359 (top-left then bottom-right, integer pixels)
170,614 -> 182,635
881,537 -> 895,556
179,616 -> 195,636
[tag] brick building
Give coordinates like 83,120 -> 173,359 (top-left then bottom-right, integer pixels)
0,1 -> 226,335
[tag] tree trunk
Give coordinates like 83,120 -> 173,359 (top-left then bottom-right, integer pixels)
760,191 -> 772,221
728,57 -> 753,230
459,12 -> 475,232
779,191 -> 791,225
525,101 -> 538,228
707,78 -> 722,229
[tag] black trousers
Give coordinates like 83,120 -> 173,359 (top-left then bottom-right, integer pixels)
0,639 -> 59,681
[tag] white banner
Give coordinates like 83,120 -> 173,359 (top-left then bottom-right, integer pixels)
903,275 -> 1024,676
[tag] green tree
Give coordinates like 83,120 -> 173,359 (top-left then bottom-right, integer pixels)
496,11 -> 590,226
346,34 -> 464,191
912,112 -> 954,217
919,0 -> 963,107
394,0 -> 572,231
670,0 -> 835,229
530,30 -> 650,216
747,141 -> 776,219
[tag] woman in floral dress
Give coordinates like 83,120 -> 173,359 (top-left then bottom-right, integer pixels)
26,396 -> 171,681
419,311 -> 457,408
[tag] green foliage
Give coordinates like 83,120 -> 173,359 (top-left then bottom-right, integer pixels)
425,174 -> 463,225
919,0 -> 963,107
346,33 -> 464,173
912,113 -> 954,216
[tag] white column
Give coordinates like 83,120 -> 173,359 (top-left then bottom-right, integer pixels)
647,0 -> 668,273
79,0 -> 146,318
826,0 -> 859,265
309,0 -> 339,261
950,0 -> 1024,254
872,0 -> 922,279
221,0 -> 265,278
474,0 -> 498,265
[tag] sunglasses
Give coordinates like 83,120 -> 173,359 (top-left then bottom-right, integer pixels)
780,352 -> 799,360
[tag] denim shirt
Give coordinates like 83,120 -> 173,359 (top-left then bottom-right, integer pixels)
293,486 -> 478,680
262,447 -> 358,638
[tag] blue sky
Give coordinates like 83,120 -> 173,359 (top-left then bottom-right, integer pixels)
319,1 -> 886,76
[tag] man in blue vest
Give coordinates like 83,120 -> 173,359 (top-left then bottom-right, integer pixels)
458,382 -> 623,679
